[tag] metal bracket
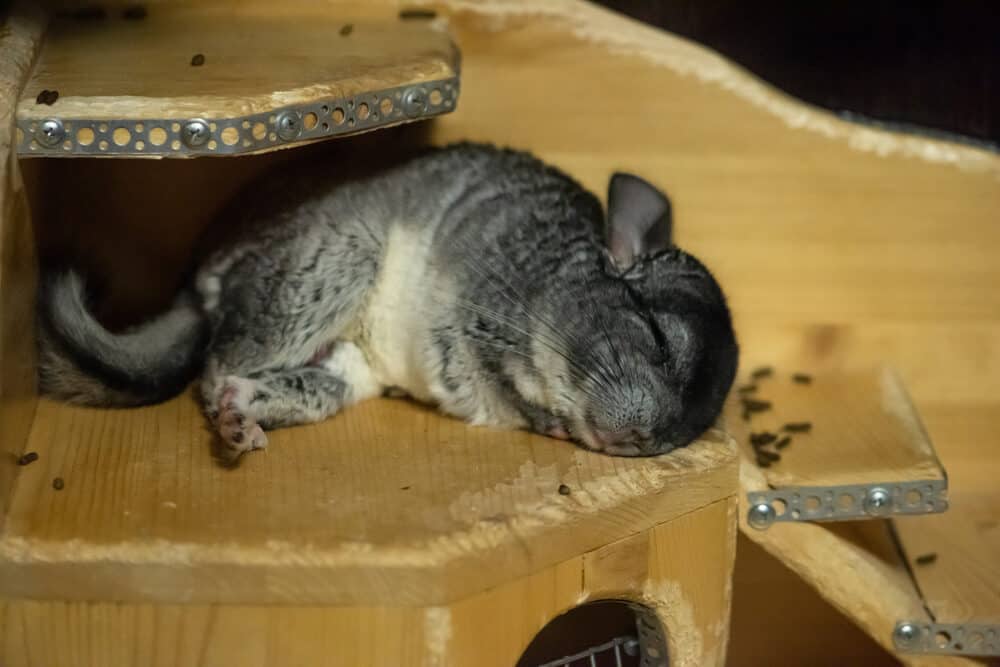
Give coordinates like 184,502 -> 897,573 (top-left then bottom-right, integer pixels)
746,479 -> 948,529
16,77 -> 458,157
894,621 -> 1000,656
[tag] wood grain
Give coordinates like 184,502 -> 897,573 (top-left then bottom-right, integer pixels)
18,4 -> 457,122
727,366 -> 945,488
0,500 -> 736,666
0,394 -> 735,605
0,3 -> 45,527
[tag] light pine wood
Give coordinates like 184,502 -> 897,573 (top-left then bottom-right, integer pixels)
0,393 -> 736,605
0,4 -> 45,526
895,507 -> 1000,625
18,3 -> 457,125
4,0 -> 1000,664
727,366 -> 945,488
0,500 -> 736,667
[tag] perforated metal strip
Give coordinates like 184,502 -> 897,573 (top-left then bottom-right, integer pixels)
746,479 -> 948,529
16,77 -> 458,157
893,621 -> 1000,656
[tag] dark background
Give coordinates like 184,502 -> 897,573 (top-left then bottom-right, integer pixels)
597,1 -> 999,149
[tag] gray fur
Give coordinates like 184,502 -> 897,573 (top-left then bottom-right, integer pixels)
39,143 -> 738,461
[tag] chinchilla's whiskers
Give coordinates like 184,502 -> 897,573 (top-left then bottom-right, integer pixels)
453,297 -> 608,404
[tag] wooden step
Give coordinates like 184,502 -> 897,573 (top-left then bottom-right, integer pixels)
15,3 -> 460,157
1,395 -> 735,606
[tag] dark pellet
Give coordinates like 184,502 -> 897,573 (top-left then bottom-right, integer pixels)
36,89 -> 59,105
558,484 -> 571,496
751,366 -> 774,380
737,384 -> 757,395
775,436 -> 792,450
743,399 -> 772,413
340,23 -> 354,36
755,457 -> 772,468
400,485 -> 411,491
784,422 -> 812,433
190,53 -> 205,67
121,5 -> 147,20
52,477 -> 65,491
399,8 -> 437,20
792,373 -> 813,384
17,452 -> 39,466
69,6 -> 108,20
741,409 -> 751,422
750,432 -> 777,447
757,449 -> 780,462
915,553 -> 938,566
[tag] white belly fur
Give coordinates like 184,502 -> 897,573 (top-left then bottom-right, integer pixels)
356,224 -> 438,402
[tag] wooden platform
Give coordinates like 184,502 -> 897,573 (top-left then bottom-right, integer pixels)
1,396 -> 735,605
16,3 -> 459,156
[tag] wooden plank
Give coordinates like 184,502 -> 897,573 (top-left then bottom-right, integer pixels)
1,501 -> 736,666
0,4 -> 45,527
728,366 -> 944,488
0,394 -> 736,605
18,4 -> 457,122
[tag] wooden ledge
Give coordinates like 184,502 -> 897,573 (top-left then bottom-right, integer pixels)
2,396 -> 736,605
16,3 -> 460,157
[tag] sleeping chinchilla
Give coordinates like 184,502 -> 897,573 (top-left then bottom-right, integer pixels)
38,143 -> 738,461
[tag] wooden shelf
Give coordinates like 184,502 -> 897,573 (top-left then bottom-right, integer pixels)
16,3 -> 460,157
1,395 -> 735,606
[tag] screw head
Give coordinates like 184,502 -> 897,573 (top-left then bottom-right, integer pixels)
275,111 -> 301,141
622,638 -> 640,657
894,622 -> 921,650
181,119 -> 211,148
402,87 -> 428,117
37,118 -> 65,147
864,487 -> 893,517
747,502 -> 776,530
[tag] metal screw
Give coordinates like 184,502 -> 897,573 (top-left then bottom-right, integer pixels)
894,622 -> 921,650
181,119 -> 210,148
747,502 -> 776,530
864,487 -> 893,517
36,118 -> 65,147
402,87 -> 427,117
275,111 -> 301,141
622,637 -> 640,657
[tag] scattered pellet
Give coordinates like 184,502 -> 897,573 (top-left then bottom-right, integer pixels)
399,8 -> 437,20
17,452 -> 39,466
737,384 -> 757,395
751,366 -> 773,380
339,23 -> 354,36
400,485 -> 411,491
757,449 -> 780,463
755,457 -> 772,468
775,436 -> 792,450
121,5 -> 147,20
36,89 -> 59,105
742,399 -> 772,414
750,432 -> 777,447
915,553 -> 938,566
190,53 -> 205,67
558,484 -> 571,496
783,421 -> 812,433
792,373 -> 813,384
52,477 -> 65,491
741,409 -> 751,422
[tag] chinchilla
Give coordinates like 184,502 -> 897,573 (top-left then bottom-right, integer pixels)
39,143 -> 738,461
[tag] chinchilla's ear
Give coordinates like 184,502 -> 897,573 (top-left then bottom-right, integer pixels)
606,172 -> 672,270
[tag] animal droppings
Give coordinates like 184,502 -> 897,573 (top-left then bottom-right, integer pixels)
558,484 -> 571,496
737,384 -> 757,394
792,373 -> 813,384
399,8 -> 437,20
751,366 -> 773,380
191,53 -> 205,67
36,90 -> 59,105
783,422 -> 812,433
742,399 -> 772,413
340,24 -> 354,36
17,452 -> 39,466
750,432 -> 777,447
52,477 -> 65,490
915,553 -> 938,566
775,436 -> 792,450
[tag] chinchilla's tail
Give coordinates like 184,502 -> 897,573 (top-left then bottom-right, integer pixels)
38,270 -> 209,407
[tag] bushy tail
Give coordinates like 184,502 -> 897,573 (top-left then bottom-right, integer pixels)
38,271 -> 208,407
